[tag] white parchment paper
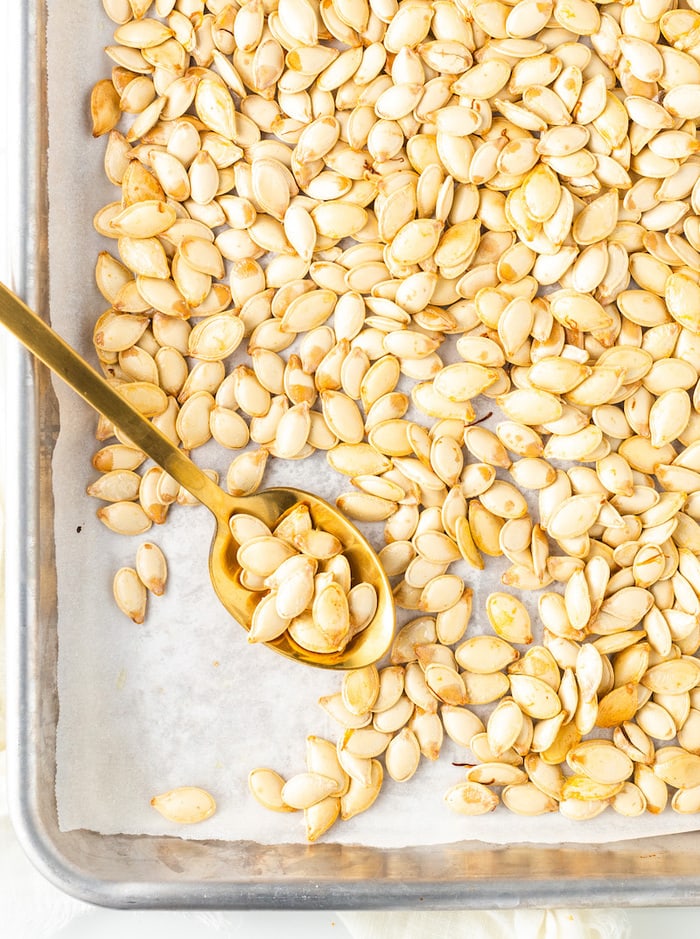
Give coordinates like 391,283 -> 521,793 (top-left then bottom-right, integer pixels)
50,0 -> 700,845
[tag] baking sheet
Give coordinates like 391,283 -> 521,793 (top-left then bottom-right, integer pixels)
49,0 -> 700,845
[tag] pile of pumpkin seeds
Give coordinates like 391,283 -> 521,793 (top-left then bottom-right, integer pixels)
90,0 -> 700,835
235,502 -> 378,650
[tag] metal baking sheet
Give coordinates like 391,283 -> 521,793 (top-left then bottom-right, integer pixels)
6,0 -> 700,908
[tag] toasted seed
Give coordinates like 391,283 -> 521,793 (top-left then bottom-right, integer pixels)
340,759 -> 383,821
467,761 -> 527,787
424,663 -> 468,706
444,781 -> 499,816
391,616 -> 436,665
227,449 -> 268,496
511,646 -> 561,692
91,79 -> 121,137
524,753 -> 564,802
369,667 -> 404,715
343,666 -> 380,716
678,709 -> 700,756
537,719 -> 579,765
509,458 -> 556,491
463,670 -> 512,706
248,593 -> 291,644
249,768 -> 296,813
609,781 -> 646,818
635,763 -> 669,815
419,574 -> 463,613
347,583 -> 378,636
435,590 -> 472,646
230,514 -> 271,546
373,694 -> 414,734
671,785 -> 700,815
401,660 -> 436,714
547,494 -> 604,541
502,782 -> 558,816
110,200 -> 177,239
509,674 -> 562,720
150,786 -> 216,824
328,442 -> 392,477
636,701 -> 676,740
595,683 -> 641,732
337,491 -> 396,521
413,531 -> 460,566
497,389 -> 563,426
305,796 -> 340,842
487,699 -> 524,758
318,690 -> 371,729
479,480 -> 528,520
189,314 -> 244,362
112,566 -> 147,624
340,725 -> 392,760
97,501 -> 152,535
409,706 -> 444,761
117,381 -> 168,419
269,556 -> 316,620
642,659 -> 700,695
135,542 -> 167,597
654,753 -> 700,790
238,536 -> 297,578
87,469 -> 141,503
312,579 -> 350,649
439,705 -> 483,749
293,528 -> 342,560
321,391 -> 365,444
456,636 -> 519,674
335,738 -> 373,787
567,741 -> 634,786
281,772 -> 339,809
416,643 -> 457,672
466,503 -> 504,559
486,593 -> 532,645
384,728 -> 420,783
92,444 -> 146,473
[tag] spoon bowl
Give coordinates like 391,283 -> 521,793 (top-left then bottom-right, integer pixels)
0,282 -> 395,669
210,487 -> 394,668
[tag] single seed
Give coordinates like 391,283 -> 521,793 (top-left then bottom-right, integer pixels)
150,787 -> 216,824
135,542 -> 167,596
249,768 -> 297,814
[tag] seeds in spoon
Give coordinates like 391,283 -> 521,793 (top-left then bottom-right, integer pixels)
235,521 -> 378,655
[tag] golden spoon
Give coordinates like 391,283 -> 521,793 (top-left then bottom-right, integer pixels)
0,282 -> 395,668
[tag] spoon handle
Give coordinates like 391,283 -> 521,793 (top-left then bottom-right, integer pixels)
0,282 -> 231,520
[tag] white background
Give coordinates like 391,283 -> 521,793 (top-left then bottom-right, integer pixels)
1,5 -> 700,937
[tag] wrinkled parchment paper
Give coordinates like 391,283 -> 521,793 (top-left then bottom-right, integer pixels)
50,0 -> 700,844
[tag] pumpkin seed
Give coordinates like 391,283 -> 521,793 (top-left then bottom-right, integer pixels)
444,781 -> 499,816
150,786 -> 216,824
248,768 -> 296,813
385,728 -> 421,783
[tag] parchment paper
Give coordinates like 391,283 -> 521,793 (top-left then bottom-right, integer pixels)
50,0 -> 700,844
